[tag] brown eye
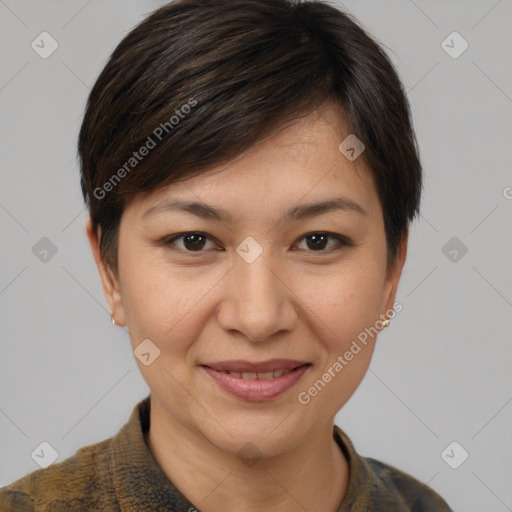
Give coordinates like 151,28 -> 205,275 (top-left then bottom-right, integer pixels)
295,232 -> 350,252
165,232 -> 217,252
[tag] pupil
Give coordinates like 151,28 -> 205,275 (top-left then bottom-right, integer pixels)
308,233 -> 327,250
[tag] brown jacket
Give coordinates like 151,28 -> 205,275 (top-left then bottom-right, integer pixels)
0,395 -> 453,511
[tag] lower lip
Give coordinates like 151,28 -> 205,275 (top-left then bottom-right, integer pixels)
201,365 -> 310,402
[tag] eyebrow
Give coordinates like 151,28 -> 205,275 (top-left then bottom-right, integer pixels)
141,196 -> 367,223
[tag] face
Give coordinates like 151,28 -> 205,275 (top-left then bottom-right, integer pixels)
87,102 -> 406,458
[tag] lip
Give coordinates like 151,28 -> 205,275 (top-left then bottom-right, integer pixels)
201,360 -> 311,402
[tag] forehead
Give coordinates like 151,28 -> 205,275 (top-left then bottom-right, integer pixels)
126,102 -> 381,223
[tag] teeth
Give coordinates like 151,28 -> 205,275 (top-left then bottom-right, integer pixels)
226,369 -> 292,379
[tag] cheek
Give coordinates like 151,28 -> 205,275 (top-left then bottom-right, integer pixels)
121,254 -> 225,350
294,264 -> 382,413
301,259 -> 384,343
121,263 -> 217,395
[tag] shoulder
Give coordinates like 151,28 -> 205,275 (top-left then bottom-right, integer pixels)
363,456 -> 453,510
334,425 -> 453,511
0,437 -> 116,511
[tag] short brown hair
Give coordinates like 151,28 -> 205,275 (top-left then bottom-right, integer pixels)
79,0 -> 422,274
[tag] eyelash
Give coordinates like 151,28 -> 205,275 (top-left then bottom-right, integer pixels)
160,231 -> 352,256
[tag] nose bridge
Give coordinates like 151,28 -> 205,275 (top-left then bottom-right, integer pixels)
238,254 -> 278,309
217,242 -> 297,342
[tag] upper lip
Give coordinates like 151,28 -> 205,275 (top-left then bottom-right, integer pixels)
201,359 -> 309,373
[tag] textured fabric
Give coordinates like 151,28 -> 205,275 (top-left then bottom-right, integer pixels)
0,395 -> 453,511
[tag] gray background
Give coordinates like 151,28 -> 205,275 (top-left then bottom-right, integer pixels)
1,1 -> 511,510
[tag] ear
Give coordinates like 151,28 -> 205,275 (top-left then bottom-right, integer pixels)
85,217 -> 126,326
380,230 -> 408,319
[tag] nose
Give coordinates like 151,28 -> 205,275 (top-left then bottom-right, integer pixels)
216,248 -> 299,343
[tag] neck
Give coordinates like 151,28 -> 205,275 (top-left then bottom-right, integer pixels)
145,398 -> 349,512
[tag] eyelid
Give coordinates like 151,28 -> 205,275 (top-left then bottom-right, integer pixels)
164,231 -> 221,254
294,232 -> 352,252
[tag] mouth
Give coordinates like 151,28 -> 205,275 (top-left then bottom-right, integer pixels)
201,359 -> 309,374
212,368 -> 297,380
200,360 -> 311,402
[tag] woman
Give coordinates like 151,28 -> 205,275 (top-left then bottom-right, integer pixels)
0,0 -> 453,510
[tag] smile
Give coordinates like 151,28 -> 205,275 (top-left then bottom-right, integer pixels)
221,369 -> 292,379
200,360 -> 311,402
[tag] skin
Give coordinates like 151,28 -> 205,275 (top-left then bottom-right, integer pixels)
86,101 -> 407,512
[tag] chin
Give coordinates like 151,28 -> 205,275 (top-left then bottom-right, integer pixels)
198,409 -> 306,456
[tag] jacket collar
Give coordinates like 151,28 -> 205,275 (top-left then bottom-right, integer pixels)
111,395 -> 197,511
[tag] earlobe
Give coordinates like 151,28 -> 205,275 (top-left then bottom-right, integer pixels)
85,217 -> 126,326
